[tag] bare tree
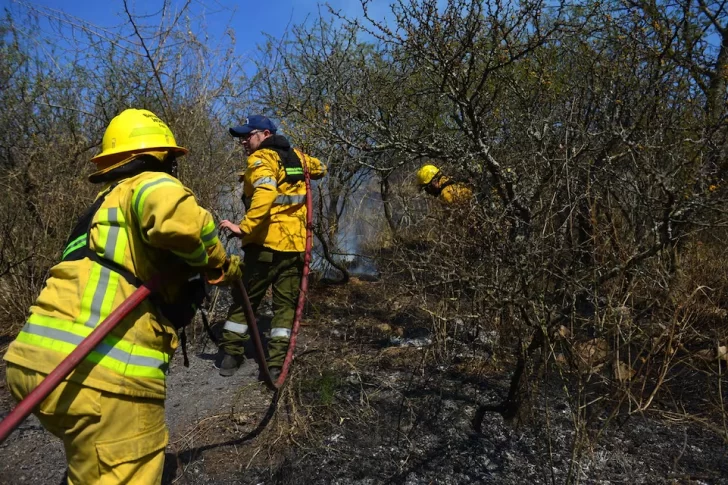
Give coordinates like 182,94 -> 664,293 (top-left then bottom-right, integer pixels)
0,1 -> 249,335
251,0 -> 728,447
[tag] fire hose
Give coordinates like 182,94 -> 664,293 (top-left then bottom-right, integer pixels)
0,276 -> 162,444
0,156 -> 314,440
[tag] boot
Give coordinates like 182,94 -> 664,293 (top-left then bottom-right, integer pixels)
268,365 -> 282,382
218,353 -> 244,377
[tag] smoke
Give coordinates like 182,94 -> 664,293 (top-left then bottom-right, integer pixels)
313,177 -> 381,280
215,168 -> 381,280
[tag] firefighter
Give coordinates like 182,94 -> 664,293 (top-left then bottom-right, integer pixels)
416,163 -> 473,204
218,115 -> 326,379
3,108 -> 241,484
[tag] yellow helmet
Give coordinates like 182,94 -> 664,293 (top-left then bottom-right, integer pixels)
91,108 -> 188,165
416,164 -> 440,186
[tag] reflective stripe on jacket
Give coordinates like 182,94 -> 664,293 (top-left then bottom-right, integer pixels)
4,171 -> 227,399
240,146 -> 326,252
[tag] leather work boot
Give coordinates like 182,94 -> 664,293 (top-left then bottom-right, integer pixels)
268,366 -> 282,383
218,353 -> 244,377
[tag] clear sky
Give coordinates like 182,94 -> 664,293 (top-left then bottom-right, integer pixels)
0,0 -> 387,60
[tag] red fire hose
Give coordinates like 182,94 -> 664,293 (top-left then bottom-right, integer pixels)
0,275 -> 161,444
235,154 -> 314,390
0,157 -> 315,440
276,154 -> 314,387
233,278 -> 274,388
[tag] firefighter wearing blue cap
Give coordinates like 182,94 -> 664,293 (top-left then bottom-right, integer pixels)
218,115 -> 327,378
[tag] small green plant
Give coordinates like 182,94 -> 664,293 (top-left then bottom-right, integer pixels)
302,370 -> 340,406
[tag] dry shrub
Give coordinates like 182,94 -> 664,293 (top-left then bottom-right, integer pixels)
0,4 -> 246,337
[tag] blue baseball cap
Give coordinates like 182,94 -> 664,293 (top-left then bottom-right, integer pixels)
229,115 -> 277,137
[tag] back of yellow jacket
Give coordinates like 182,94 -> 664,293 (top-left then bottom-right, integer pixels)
439,178 -> 473,205
4,170 -> 227,399
239,136 -> 326,252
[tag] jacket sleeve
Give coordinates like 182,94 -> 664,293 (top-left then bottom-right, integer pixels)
295,149 -> 327,180
239,152 -> 279,236
131,174 -> 227,270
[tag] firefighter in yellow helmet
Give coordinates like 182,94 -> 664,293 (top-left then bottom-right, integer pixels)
217,115 -> 327,379
416,163 -> 473,204
3,108 -> 241,484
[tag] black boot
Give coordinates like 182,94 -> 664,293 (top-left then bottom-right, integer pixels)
218,353 -> 244,377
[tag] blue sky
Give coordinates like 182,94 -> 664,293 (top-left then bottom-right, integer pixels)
0,0 -> 389,59
0,0 -> 395,132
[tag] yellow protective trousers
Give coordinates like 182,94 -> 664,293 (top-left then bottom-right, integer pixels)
5,363 -> 168,485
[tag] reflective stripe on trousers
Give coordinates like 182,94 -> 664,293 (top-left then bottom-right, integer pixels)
223,320 -> 249,334
270,327 -> 291,338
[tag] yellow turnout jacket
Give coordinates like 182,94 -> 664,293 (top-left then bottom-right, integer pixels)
439,177 -> 473,204
239,135 -> 326,252
4,168 -> 227,399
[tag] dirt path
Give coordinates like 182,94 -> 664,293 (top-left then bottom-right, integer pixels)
0,337 -> 279,485
3,280 -> 728,484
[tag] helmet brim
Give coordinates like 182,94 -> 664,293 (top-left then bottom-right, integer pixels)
91,144 -> 188,164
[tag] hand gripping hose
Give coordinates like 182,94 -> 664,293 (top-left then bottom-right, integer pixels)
235,154 -> 314,390
0,275 -> 161,444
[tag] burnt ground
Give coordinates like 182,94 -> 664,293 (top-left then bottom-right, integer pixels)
2,279 -> 728,484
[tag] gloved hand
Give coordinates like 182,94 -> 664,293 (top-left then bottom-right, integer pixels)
207,255 -> 243,285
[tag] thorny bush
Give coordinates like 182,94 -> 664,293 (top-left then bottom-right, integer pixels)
0,3 -> 247,340
251,0 -> 728,458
